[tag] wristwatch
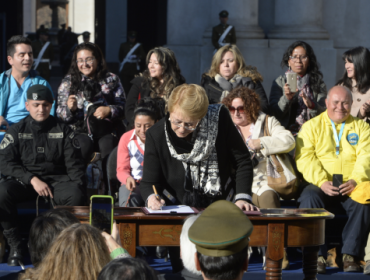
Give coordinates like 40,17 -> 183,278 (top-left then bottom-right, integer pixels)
260,142 -> 265,150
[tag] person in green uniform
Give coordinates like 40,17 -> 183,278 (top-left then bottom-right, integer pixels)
212,10 -> 237,50
32,26 -> 54,82
118,31 -> 146,95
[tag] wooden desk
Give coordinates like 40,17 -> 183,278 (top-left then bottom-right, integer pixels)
57,206 -> 333,280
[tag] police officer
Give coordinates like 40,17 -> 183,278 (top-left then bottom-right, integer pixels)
118,31 -> 146,94
212,10 -> 237,50
0,85 -> 86,266
82,31 -> 91,43
189,200 -> 253,279
32,26 -> 54,82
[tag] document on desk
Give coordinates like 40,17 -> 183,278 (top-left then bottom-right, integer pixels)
142,205 -> 198,214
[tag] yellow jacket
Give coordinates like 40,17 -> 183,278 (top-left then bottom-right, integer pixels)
296,111 -> 370,188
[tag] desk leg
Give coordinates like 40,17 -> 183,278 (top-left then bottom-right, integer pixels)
265,223 -> 284,280
303,246 -> 319,280
118,223 -> 136,257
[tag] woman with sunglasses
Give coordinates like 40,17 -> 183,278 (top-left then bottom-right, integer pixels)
201,44 -> 269,114
222,87 -> 294,209
269,41 -> 327,136
56,42 -> 126,162
222,87 -> 295,269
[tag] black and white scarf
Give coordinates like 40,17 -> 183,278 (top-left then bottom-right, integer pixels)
164,104 -> 222,196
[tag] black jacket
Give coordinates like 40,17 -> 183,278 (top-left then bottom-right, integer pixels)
125,77 -> 152,127
201,75 -> 270,114
140,106 -> 253,206
0,115 -> 85,186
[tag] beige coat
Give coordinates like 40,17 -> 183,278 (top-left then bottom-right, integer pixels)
249,112 -> 295,196
350,81 -> 370,121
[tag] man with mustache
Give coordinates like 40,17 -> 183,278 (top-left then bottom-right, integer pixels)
0,35 -> 55,142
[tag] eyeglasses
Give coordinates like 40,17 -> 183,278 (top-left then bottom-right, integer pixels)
76,57 -> 95,65
228,106 -> 245,114
169,118 -> 200,131
289,55 -> 308,62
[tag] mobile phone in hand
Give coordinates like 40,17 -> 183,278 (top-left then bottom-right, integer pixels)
332,174 -> 343,195
286,73 -> 297,92
90,195 -> 114,234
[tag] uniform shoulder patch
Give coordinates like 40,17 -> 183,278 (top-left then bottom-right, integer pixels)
0,134 -> 14,149
347,133 -> 359,146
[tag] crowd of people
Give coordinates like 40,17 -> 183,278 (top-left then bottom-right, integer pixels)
0,23 -> 370,279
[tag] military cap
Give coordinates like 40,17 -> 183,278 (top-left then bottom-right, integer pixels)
189,200 -> 253,257
128,30 -> 137,38
27,85 -> 54,104
82,31 -> 91,38
219,10 -> 229,18
37,26 -> 49,35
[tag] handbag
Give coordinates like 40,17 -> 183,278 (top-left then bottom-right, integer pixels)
84,102 -> 114,140
264,115 -> 297,200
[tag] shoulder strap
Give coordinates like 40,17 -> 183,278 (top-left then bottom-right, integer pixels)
33,42 -> 50,70
264,115 -> 270,136
263,115 -> 284,172
218,25 -> 233,46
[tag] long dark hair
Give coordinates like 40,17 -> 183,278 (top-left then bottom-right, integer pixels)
68,43 -> 109,97
336,46 -> 370,94
141,47 -> 185,102
281,41 -> 323,93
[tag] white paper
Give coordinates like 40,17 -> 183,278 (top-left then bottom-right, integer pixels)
145,205 -> 195,214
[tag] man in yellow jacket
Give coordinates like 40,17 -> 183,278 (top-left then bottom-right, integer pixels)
296,86 -> 370,274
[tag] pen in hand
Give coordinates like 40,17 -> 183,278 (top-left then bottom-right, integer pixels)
152,185 -> 163,210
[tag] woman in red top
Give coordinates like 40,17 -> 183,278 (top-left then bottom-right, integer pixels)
117,98 -> 160,206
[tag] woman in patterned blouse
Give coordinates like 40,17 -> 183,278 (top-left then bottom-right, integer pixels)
56,42 -> 126,162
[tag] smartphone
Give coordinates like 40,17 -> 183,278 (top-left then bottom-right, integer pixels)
332,174 -> 343,195
0,125 -> 7,132
286,73 -> 297,92
90,195 -> 114,234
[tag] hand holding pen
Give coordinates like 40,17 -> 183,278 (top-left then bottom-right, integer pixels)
148,185 -> 165,210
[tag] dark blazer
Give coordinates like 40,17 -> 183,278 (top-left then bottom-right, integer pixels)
200,75 -> 270,114
140,106 -> 253,205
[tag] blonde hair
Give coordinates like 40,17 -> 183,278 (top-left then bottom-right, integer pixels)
205,44 -> 263,83
168,84 -> 209,120
20,224 -> 111,280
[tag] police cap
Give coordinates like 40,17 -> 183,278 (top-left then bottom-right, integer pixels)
128,31 -> 137,38
82,31 -> 91,38
219,10 -> 229,18
27,85 -> 54,104
188,200 -> 253,257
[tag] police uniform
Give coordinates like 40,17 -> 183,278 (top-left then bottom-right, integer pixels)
32,28 -> 54,82
212,10 -> 236,50
0,85 -> 85,266
118,31 -> 146,94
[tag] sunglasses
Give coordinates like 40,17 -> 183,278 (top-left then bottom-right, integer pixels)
228,106 -> 245,114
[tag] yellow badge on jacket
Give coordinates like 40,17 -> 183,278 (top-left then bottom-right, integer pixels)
350,181 -> 370,204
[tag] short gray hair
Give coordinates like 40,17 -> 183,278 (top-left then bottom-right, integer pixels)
327,85 -> 353,103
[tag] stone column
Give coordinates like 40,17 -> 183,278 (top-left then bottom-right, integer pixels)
268,0 -> 329,39
23,0 -> 36,36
